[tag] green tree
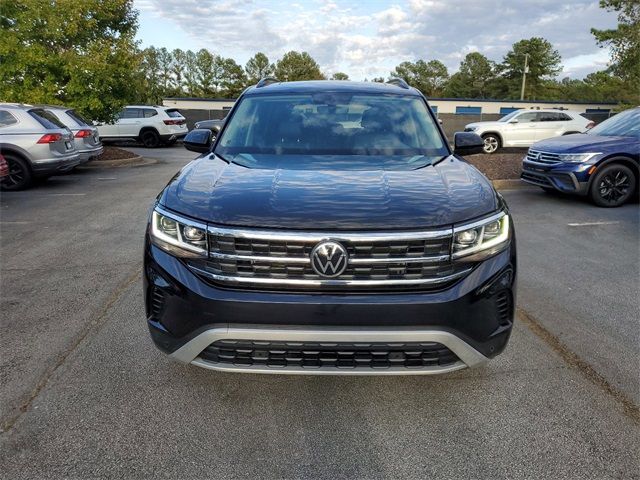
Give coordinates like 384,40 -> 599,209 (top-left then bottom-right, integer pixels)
444,52 -> 496,98
331,72 -> 349,80
274,51 -> 325,81
592,0 -> 639,85
138,47 -> 165,104
182,50 -> 199,96
390,59 -> 449,96
220,57 -> 248,97
170,49 -> 187,95
0,0 -> 140,122
499,37 -> 562,99
245,52 -> 274,84
195,49 -> 223,96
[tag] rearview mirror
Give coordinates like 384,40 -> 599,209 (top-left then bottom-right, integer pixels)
453,132 -> 484,156
183,129 -> 213,154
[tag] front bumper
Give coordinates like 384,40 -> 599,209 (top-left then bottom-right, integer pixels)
144,234 -> 517,375
521,160 -> 589,195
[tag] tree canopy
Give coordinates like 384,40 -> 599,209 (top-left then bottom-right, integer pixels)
274,51 -> 325,81
1,0 -> 637,120
0,0 -> 140,122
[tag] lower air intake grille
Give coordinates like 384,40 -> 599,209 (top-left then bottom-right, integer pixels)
150,287 -> 165,318
495,291 -> 512,326
199,340 -> 460,370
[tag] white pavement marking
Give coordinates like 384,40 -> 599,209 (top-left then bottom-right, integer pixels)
0,221 -> 32,224
97,177 -> 117,180
567,221 -> 621,227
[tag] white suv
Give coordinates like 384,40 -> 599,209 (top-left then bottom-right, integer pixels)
465,109 -> 593,153
97,106 -> 188,148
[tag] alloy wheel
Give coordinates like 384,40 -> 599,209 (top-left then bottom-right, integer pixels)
483,136 -> 498,154
598,169 -> 630,204
1,158 -> 26,188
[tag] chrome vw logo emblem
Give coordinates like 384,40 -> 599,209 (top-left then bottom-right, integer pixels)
310,241 -> 348,278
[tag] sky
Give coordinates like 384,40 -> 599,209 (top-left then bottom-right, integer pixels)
134,0 -> 618,80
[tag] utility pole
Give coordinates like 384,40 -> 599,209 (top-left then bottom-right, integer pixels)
520,53 -> 529,101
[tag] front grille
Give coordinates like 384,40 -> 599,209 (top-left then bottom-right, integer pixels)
186,226 -> 472,291
526,149 -> 562,165
199,340 -> 460,370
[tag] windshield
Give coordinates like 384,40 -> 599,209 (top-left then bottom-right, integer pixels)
587,108 -> 640,137
214,93 -> 447,170
498,110 -> 522,122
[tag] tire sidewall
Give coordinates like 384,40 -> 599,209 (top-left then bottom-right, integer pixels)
141,130 -> 160,148
590,163 -> 636,207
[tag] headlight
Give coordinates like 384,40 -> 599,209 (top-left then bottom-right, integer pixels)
558,153 -> 601,163
465,126 -> 478,132
452,212 -> 510,261
150,207 -> 207,257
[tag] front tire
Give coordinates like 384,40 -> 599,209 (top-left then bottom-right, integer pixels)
482,134 -> 500,154
140,130 -> 160,148
590,164 -> 636,207
1,154 -> 33,191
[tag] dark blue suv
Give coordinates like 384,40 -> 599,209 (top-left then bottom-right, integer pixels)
521,107 -> 639,207
144,80 -> 516,375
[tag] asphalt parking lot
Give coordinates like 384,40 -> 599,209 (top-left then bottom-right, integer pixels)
0,146 -> 638,479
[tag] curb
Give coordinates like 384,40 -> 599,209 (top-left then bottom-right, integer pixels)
79,155 -> 157,169
492,179 -> 535,190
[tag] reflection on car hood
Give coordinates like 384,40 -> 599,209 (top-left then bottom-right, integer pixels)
160,155 -> 499,230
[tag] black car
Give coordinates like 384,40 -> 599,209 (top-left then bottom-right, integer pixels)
145,79 -> 516,375
194,119 -> 225,133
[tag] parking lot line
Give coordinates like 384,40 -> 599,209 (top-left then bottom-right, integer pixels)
567,221 -> 621,227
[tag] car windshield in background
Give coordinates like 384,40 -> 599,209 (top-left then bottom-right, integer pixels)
29,108 -> 67,129
498,111 -> 520,122
587,108 -> 640,137
166,109 -> 183,118
215,93 -> 447,170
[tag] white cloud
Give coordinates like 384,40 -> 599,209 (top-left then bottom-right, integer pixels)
134,0 -> 618,79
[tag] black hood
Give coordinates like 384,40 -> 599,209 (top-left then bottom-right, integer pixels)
159,155 -> 499,230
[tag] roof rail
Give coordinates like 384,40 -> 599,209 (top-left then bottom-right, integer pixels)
387,78 -> 410,89
256,77 -> 280,88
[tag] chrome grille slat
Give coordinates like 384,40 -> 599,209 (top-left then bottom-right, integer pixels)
195,225 -> 470,291
526,149 -> 562,165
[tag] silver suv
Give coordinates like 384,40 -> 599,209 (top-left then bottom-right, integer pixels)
0,103 -> 80,190
42,106 -> 103,163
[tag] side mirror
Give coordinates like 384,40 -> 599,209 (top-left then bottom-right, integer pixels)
453,132 -> 484,156
508,119 -> 519,124
183,129 -> 213,153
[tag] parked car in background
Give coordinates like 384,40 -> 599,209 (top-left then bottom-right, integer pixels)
521,107 -> 639,207
194,119 -> 225,132
465,109 -> 593,153
97,106 -> 188,148
41,106 -> 103,163
0,153 -> 9,181
0,103 -> 80,190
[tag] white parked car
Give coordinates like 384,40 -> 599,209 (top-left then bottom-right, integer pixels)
465,109 -> 593,153
97,106 -> 188,148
